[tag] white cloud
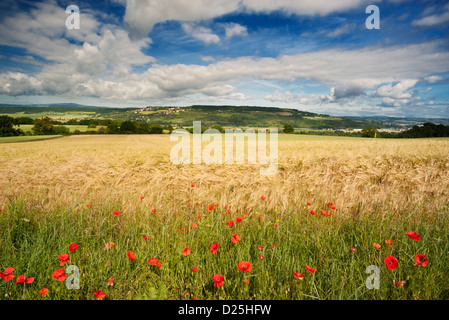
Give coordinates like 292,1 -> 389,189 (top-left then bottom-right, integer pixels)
182,23 -> 220,45
120,0 -> 376,39
412,4 -> 449,27
373,80 -> 417,100
224,23 -> 248,39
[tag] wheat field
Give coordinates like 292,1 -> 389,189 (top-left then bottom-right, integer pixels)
0,134 -> 448,300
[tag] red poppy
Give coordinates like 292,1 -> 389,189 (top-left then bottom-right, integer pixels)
58,254 -> 70,266
148,258 -> 158,265
231,233 -> 241,244
191,184 -> 195,187
260,255 -> 264,260
384,256 -> 398,270
127,251 -> 135,261
16,275 -> 25,284
327,202 -> 333,207
156,262 -> 162,268
236,217 -> 242,223
151,208 -> 156,213
191,223 -> 197,229
306,265 -> 317,275
237,261 -> 252,273
143,235 -> 149,240
307,202 -> 312,206
210,242 -> 219,254
182,248 -> 191,256
94,291 -> 106,300
385,240 -> 393,246
310,210 -> 317,215
212,274 -> 224,287
373,243 -> 381,251
394,280 -> 406,288
294,271 -> 303,280
243,280 -> 250,285
140,196 -> 145,201
69,243 -> 79,252
105,242 -> 115,249
39,288 -> 48,297
261,196 -> 266,201
52,269 -> 67,281
192,266 -> 197,272
350,248 -> 356,252
112,210 -> 120,216
320,210 -> 329,216
25,277 -> 34,284
227,220 -> 234,227
87,204 -> 92,208
258,245 -> 263,251
406,231 -> 421,241
187,204 -> 191,208
207,205 -> 214,212
108,278 -> 114,286
414,253 -> 428,267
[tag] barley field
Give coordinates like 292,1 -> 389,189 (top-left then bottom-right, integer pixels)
0,134 -> 448,300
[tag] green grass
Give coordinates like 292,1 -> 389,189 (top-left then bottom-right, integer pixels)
0,198 -> 447,300
14,125 -> 103,133
0,135 -> 62,144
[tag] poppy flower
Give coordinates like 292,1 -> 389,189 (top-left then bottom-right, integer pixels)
87,204 -> 92,208
182,248 -> 191,256
151,208 -> 156,213
52,269 -> 67,281
210,242 -> 219,254
231,233 -> 241,244
310,210 -> 317,215
16,275 -> 25,284
385,240 -> 393,246
350,248 -> 356,252
143,235 -> 149,240
148,258 -> 158,265
307,202 -> 312,206
69,243 -> 79,252
258,215 -> 263,220
105,242 -> 115,249
208,205 -> 214,212
187,204 -> 191,208
261,196 -> 266,201
373,243 -> 381,250
260,255 -> 264,260
384,256 -> 398,270
258,245 -> 263,251
294,271 -> 303,280
127,251 -> 135,261
306,265 -> 317,275
192,266 -> 197,272
212,274 -> 224,287
94,291 -> 106,300
113,210 -> 120,216
243,280 -> 250,285
191,184 -> 195,187
58,254 -> 70,266
414,253 -> 428,267
108,278 -> 114,286
156,262 -> 162,268
39,288 -> 49,297
191,223 -> 197,229
327,202 -> 333,207
25,277 -> 34,284
406,231 -> 421,241
394,280 -> 405,288
227,220 -> 234,227
237,261 -> 252,273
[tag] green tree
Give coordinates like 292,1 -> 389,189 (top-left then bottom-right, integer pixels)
0,115 -> 24,137
361,127 -> 378,138
32,117 -> 55,135
283,124 -> 295,134
120,121 -> 137,134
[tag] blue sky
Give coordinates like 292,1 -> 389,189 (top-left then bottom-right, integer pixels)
0,0 -> 448,117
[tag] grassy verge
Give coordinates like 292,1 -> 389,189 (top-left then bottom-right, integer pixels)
0,197 -> 447,300
0,135 -> 63,144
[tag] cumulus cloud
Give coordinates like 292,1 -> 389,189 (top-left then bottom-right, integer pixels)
224,23 -> 248,39
120,0 -> 376,39
373,80 -> 417,100
182,23 -> 220,45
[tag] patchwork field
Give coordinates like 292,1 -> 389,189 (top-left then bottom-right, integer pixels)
0,134 -> 448,300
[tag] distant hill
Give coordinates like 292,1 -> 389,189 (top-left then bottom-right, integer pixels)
0,103 -> 384,129
341,116 -> 449,127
